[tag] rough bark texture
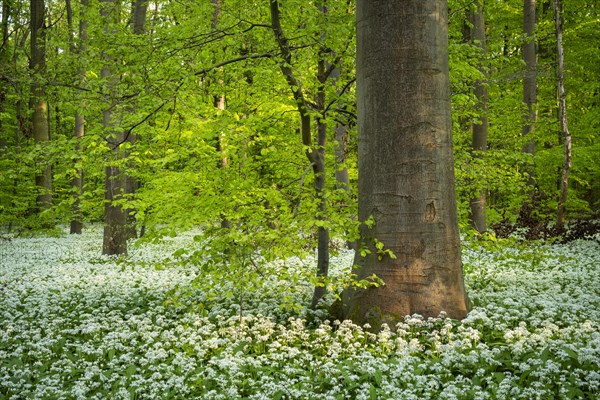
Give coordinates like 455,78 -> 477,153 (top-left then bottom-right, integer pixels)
30,0 -> 52,211
468,1 -> 488,233
343,0 -> 469,328
554,0 -> 571,230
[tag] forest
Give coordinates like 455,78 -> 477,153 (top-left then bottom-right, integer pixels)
1,0 -> 599,399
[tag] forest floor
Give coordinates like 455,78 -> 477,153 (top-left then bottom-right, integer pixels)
0,227 -> 599,399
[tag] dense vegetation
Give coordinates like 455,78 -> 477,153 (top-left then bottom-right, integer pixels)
1,1 -> 599,398
0,0 -> 598,238
1,229 -> 599,399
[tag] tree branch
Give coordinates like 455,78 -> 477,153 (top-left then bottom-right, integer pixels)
269,0 -> 313,155
194,52 -> 275,76
324,77 -> 355,115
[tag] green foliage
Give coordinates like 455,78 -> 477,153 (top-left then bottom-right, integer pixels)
0,1 -> 597,245
2,231 -> 599,398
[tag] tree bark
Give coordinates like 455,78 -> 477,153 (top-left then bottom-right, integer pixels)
101,0 -> 128,255
211,0 -> 228,169
468,1 -> 488,233
521,0 -> 538,205
211,0 -> 232,234
342,0 -> 469,328
132,0 -> 148,35
0,0 -> 9,148
311,54 -> 330,309
269,0 -> 330,308
30,0 -> 52,212
554,0 -> 571,230
123,0 -> 149,239
69,0 -> 89,234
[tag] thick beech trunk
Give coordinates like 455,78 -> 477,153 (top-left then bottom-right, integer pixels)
342,0 -> 469,328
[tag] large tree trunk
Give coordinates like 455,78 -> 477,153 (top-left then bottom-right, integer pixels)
468,1 -> 488,233
342,0 -> 469,328
554,0 -> 571,230
521,0 -> 538,210
30,0 -> 52,212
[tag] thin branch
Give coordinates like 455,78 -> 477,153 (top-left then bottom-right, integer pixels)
194,52 -> 274,76
323,77 -> 355,114
294,162 -> 316,218
334,107 -> 357,121
270,0 -> 313,152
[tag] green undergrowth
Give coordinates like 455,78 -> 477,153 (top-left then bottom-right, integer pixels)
0,228 -> 598,399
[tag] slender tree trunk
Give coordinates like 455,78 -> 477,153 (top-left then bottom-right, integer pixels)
521,0 -> 538,209
270,0 -> 330,308
0,0 -> 9,148
342,0 -> 469,328
333,125 -> 350,192
328,60 -> 355,250
69,0 -> 89,234
30,0 -> 52,212
132,0 -> 148,34
210,0 -> 232,235
101,0 -> 128,255
468,1 -> 488,233
311,53 -> 330,308
554,0 -> 571,230
326,59 -> 351,196
123,0 -> 149,239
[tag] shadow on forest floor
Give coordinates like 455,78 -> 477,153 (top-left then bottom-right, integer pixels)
493,213 -> 600,242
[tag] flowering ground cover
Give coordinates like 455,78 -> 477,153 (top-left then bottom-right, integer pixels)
0,228 -> 599,399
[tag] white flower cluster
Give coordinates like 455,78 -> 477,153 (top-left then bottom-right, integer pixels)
0,228 -> 598,399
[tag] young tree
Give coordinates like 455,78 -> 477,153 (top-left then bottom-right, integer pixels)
101,0 -> 149,253
554,0 -> 571,230
521,0 -> 537,205
468,0 -> 488,233
269,0 -> 330,308
342,0 -> 469,327
0,1 -> 9,146
101,0 -> 128,255
68,0 -> 88,234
